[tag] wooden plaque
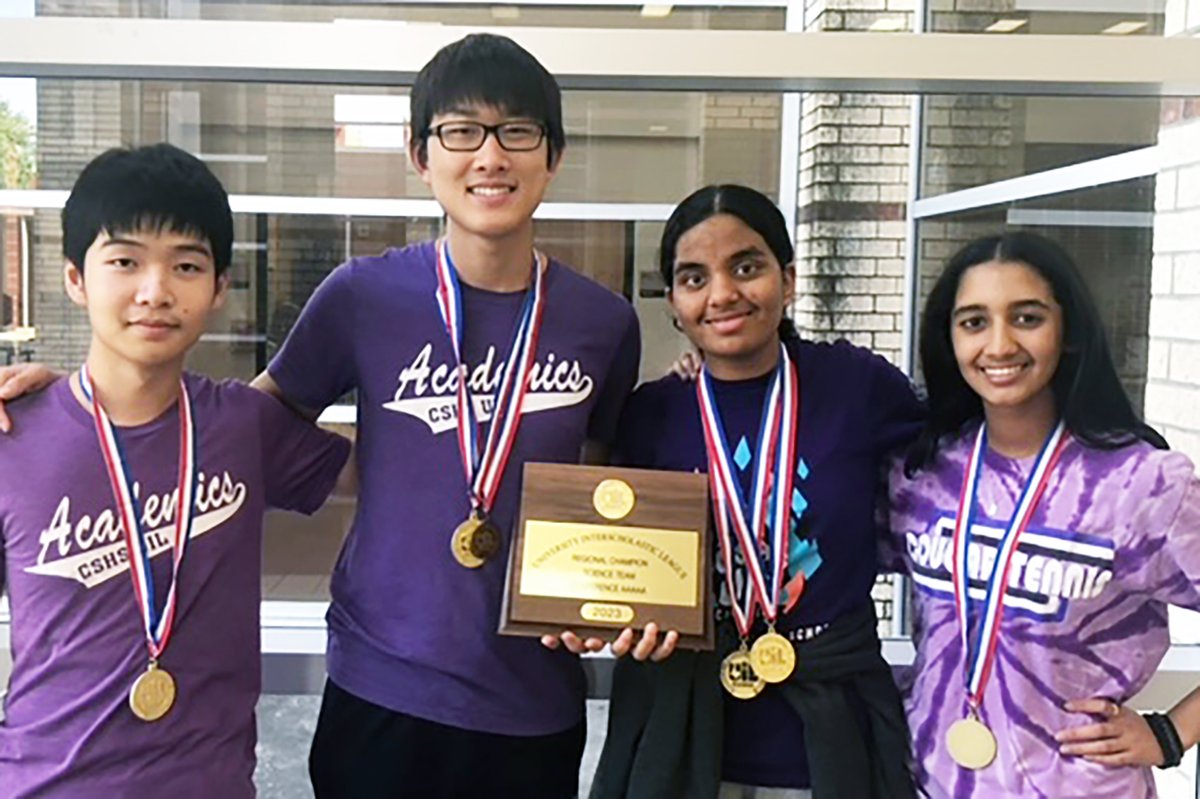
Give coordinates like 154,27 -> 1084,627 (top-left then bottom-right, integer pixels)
500,462 -> 713,650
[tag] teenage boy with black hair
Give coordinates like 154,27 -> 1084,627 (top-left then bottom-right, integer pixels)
0,143 -> 351,798
251,32 -> 660,797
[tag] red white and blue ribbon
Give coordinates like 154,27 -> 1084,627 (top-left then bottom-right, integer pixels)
81,366 -> 197,660
434,238 -> 547,517
697,343 -> 800,636
951,420 -> 1068,709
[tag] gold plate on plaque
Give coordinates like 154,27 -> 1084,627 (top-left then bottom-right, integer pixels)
518,521 -> 699,607
579,602 -> 635,624
593,479 -> 636,521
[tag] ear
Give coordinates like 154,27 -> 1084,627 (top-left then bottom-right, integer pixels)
782,262 -> 797,307
546,146 -> 564,179
64,261 -> 87,308
211,272 -> 231,311
408,138 -> 432,186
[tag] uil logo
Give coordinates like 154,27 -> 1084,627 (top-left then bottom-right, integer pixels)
720,650 -> 765,699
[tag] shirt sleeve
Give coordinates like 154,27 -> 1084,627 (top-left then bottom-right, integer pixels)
866,352 -> 926,459
876,456 -> 911,576
267,261 -> 358,412
586,305 -> 641,447
1121,451 -> 1200,609
612,382 -> 662,469
255,391 -> 353,514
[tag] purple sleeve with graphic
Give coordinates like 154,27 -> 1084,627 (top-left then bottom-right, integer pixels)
253,391 -> 351,514
586,309 -> 640,446
891,434 -> 1199,799
268,262 -> 358,411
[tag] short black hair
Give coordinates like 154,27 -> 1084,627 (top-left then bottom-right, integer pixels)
62,143 -> 234,277
659,184 -> 800,343
410,33 -> 565,168
906,230 -> 1167,474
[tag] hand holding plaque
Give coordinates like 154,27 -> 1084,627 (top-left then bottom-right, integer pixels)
500,463 -> 713,650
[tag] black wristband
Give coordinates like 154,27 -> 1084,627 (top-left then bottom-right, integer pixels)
1144,712 -> 1186,769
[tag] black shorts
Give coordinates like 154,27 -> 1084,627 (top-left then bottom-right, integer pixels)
309,678 -> 586,799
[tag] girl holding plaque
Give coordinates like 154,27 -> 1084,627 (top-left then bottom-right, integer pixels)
591,185 -> 922,799
883,231 -> 1200,798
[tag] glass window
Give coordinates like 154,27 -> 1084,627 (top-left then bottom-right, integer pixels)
920,95 -> 1161,197
34,1 -> 785,30
914,176 -> 1155,407
927,1 -> 1164,36
29,81 -> 781,204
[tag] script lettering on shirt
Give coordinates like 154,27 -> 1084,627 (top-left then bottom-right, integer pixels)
384,342 -> 596,435
27,471 -> 248,589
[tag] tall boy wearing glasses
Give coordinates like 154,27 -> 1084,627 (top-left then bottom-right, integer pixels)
253,34 -> 642,797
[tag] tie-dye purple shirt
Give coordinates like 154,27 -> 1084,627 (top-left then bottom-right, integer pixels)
884,426 -> 1200,799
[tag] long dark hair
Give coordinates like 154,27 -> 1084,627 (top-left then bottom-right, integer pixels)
906,231 -> 1166,474
659,184 -> 800,343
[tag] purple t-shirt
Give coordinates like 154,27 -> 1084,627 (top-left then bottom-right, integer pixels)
0,374 -> 349,799
615,338 -> 923,788
884,427 -> 1200,799
268,241 -> 640,736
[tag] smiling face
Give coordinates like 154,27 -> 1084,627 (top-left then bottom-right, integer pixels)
667,213 -> 794,380
950,259 -> 1063,420
65,228 -> 227,373
411,103 -> 559,247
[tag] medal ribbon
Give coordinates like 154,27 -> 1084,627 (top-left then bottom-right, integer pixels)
434,238 -> 547,516
80,366 -> 197,660
697,343 -> 800,636
951,420 -> 1067,709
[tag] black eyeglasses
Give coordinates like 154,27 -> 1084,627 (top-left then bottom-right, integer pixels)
424,121 -> 547,152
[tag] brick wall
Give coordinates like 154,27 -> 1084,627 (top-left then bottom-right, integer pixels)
1148,116 -> 1200,465
2,216 -> 21,326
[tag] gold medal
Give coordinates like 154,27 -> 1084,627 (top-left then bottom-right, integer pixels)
451,516 -> 485,568
748,630 -> 795,683
129,661 -> 176,722
946,714 -> 998,770
450,514 -> 501,568
593,478 -> 636,521
720,646 -> 765,700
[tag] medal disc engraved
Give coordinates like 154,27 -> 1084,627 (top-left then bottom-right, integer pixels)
720,649 -> 765,700
451,516 -> 486,569
946,716 -> 997,770
748,631 -> 795,683
469,519 -> 501,560
593,479 -> 636,521
129,664 -> 176,722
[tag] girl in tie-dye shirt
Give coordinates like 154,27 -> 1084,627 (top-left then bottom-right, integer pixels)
884,231 -> 1200,799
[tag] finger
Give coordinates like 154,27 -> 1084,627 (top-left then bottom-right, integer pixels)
1060,737 -> 1127,757
560,631 -> 588,654
541,634 -> 561,650
1055,722 -> 1117,743
651,630 -> 679,662
0,401 -> 9,434
609,627 -> 636,657
583,637 -> 607,653
1082,753 -> 1137,767
1065,698 -> 1120,717
632,623 -> 659,662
